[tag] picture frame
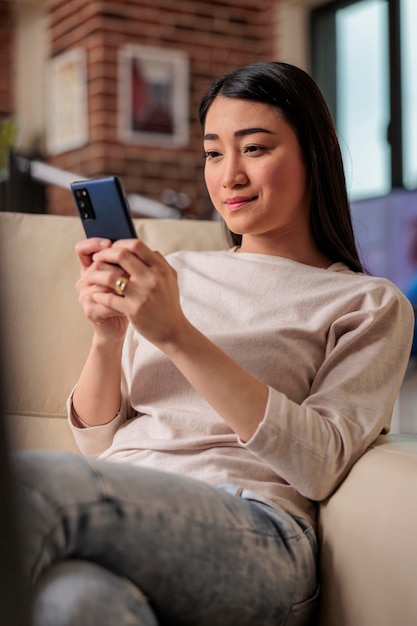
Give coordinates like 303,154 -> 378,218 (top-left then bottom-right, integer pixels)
118,45 -> 189,146
46,48 -> 88,154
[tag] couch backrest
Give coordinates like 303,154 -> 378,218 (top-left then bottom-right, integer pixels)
0,212 -> 226,450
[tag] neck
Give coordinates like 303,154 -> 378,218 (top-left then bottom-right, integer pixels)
238,230 -> 331,269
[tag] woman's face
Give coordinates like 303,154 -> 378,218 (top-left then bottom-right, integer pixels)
203,96 -> 312,256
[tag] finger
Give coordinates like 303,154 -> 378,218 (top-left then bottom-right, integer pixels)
111,239 -> 164,267
92,290 -> 128,314
80,266 -> 127,293
94,240 -> 169,276
78,282 -> 125,320
75,238 -> 112,270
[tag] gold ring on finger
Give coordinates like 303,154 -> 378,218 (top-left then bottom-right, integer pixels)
114,276 -> 129,297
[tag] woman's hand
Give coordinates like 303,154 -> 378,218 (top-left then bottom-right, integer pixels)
90,239 -> 187,348
75,238 -> 129,343
76,238 -> 268,440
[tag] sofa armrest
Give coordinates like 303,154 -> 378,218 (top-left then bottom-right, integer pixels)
318,434 -> 417,626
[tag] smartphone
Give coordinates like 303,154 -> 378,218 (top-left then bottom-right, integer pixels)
71,176 -> 137,241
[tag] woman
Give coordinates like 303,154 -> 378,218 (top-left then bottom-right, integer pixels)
15,62 -> 413,626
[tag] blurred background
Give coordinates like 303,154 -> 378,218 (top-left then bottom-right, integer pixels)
0,0 -> 282,219
0,0 -> 414,217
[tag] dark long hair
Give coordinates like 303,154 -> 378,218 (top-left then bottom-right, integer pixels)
199,62 -> 364,273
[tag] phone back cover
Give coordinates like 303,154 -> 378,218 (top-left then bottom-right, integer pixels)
72,177 -> 137,241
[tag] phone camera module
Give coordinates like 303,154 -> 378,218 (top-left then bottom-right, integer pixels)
75,188 -> 96,221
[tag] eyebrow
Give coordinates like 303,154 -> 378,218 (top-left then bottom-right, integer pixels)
203,127 -> 275,141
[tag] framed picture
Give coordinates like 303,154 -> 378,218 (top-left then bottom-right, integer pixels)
46,48 -> 88,154
118,45 -> 189,146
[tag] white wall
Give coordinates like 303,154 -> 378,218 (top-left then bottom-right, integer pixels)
275,0 -> 329,70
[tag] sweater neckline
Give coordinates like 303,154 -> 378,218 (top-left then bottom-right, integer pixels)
227,247 -> 350,273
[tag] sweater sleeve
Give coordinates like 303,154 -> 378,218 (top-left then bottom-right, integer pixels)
240,280 -> 414,501
67,393 -> 129,457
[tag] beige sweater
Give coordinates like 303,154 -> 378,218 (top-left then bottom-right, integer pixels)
69,250 -> 414,526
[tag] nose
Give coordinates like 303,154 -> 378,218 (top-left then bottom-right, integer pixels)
221,154 -> 248,189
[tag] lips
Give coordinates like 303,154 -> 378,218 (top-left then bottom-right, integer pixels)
225,196 -> 257,211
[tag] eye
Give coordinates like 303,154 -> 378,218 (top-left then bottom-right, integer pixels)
244,145 -> 264,155
203,150 -> 221,160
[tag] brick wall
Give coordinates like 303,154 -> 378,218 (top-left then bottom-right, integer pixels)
0,1 -> 14,118
46,0 -> 277,217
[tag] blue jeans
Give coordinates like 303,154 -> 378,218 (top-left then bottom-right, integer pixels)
13,451 -> 319,626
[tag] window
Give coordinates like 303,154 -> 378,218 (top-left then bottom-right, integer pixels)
401,0 -> 417,189
311,0 -> 416,200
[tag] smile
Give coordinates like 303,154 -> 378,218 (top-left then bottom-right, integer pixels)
225,196 -> 257,211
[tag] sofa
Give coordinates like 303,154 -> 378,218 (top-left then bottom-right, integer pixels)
1,210 -> 417,625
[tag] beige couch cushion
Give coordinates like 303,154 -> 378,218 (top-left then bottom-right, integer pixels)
0,212 -> 226,451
